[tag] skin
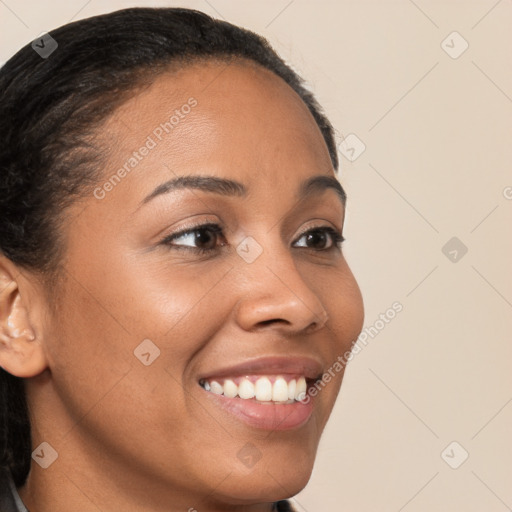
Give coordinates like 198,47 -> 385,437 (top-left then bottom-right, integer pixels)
0,59 -> 364,511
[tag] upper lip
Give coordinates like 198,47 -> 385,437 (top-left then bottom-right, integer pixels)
197,356 -> 325,382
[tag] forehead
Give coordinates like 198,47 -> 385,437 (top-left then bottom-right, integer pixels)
87,59 -> 337,219
106,59 -> 332,170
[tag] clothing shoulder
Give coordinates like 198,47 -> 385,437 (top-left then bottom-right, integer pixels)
0,468 -> 28,512
274,500 -> 297,511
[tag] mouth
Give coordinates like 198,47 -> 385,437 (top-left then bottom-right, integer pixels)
197,357 -> 324,430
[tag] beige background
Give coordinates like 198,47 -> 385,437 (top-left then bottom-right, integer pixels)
1,1 -> 511,510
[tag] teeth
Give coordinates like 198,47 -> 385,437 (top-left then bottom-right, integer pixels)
296,377 -> 307,401
255,377 -> 272,401
238,378 -> 255,399
287,379 -> 296,400
272,377 -> 289,402
210,381 -> 223,395
223,379 -> 238,398
201,375 -> 310,403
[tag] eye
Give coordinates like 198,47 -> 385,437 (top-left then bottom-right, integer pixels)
160,223 -> 343,254
161,223 -> 226,253
293,226 -> 344,251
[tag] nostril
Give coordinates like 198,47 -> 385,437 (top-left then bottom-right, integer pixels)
257,318 -> 291,328
306,312 -> 328,333
305,322 -> 318,334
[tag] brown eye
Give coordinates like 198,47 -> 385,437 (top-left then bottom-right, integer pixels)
192,227 -> 219,249
162,223 -> 225,252
293,227 -> 344,251
305,230 -> 330,249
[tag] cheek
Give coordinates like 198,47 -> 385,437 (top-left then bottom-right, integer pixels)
334,271 -> 365,348
43,264 -> 233,477
309,263 -> 364,404
308,260 -> 365,352
46,255 -> 233,410
45,279 -> 134,420
102,252 -> 233,334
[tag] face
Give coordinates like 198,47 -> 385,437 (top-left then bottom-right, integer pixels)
30,60 -> 364,508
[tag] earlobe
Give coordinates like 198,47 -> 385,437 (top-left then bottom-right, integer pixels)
0,258 -> 48,378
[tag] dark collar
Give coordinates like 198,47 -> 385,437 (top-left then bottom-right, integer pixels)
274,500 -> 296,511
0,467 -> 28,512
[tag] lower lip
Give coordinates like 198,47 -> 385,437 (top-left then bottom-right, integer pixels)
203,390 -> 314,430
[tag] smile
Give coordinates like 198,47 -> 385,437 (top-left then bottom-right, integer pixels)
199,375 -> 308,403
198,372 -> 321,430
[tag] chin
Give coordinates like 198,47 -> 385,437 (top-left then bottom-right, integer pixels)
212,442 -> 316,504
219,470 -> 313,505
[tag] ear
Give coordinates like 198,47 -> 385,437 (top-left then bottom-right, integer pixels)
0,256 -> 48,377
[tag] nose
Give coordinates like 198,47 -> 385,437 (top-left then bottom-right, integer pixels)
233,251 -> 329,335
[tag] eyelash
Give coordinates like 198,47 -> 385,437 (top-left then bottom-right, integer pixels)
160,222 -> 345,255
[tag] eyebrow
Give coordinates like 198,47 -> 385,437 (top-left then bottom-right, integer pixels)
140,173 -> 346,207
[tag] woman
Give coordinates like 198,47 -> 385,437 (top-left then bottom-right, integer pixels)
0,7 -> 364,511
